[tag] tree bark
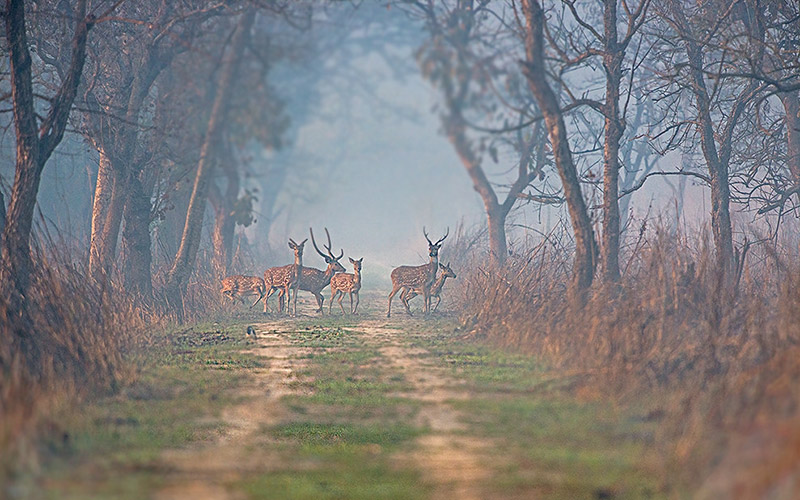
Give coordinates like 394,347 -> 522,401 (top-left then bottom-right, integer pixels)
121,172 -> 153,298
164,11 -> 255,313
782,91 -> 800,186
601,0 -> 623,283
89,149 -> 114,272
487,207 -> 508,261
209,163 -> 239,278
521,0 -> 596,295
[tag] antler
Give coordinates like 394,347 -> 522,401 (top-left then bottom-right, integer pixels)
310,227 -> 329,259
434,227 -> 450,246
423,226 -> 433,245
325,227 -> 344,260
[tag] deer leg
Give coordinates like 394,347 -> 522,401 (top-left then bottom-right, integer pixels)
313,291 -> 324,313
352,292 -> 360,314
264,287 -> 277,314
279,287 -> 289,315
292,285 -> 298,317
433,295 -> 442,312
422,290 -> 430,316
250,292 -> 265,309
329,290 -> 336,315
338,290 -> 346,315
400,288 -> 413,316
387,284 -> 402,318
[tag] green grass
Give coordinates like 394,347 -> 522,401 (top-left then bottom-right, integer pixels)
241,467 -> 427,500
410,324 -> 666,499
274,422 -> 422,449
27,324 -> 259,499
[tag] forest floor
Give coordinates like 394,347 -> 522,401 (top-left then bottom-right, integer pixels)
20,293 -> 667,499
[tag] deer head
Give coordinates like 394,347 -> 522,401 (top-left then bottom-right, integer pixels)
310,227 -> 345,273
423,226 -> 449,257
438,262 -> 457,279
349,257 -> 363,273
288,237 -> 307,261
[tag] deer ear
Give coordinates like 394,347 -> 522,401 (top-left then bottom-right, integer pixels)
287,242 -> 294,249
439,263 -> 446,269
349,257 -> 355,264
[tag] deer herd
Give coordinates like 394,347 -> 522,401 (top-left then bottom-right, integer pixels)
220,227 -> 454,317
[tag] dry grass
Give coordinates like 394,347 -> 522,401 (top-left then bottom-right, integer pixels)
449,223 -> 800,495
0,250 -> 151,481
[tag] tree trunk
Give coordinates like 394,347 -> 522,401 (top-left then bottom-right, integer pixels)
447,121 -> 509,266
88,149 -> 114,272
782,91 -> 800,186
1,0 -> 91,368
487,207 -> 508,262
521,0 -> 596,295
601,0 -> 623,283
164,11 -> 255,313
209,138 -> 240,277
92,158 -> 127,282
0,182 -> 5,237
1,0 -> 91,298
121,172 -> 153,298
89,53 -> 168,290
684,42 -> 735,275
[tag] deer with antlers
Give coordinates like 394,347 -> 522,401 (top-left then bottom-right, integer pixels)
280,227 -> 345,314
387,227 -> 448,317
220,275 -> 267,309
330,257 -> 363,315
400,262 -> 457,313
263,237 -> 307,316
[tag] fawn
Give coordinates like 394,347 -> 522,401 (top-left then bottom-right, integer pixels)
220,275 -> 267,309
282,227 -> 345,313
263,238 -> 307,315
387,227 -> 448,317
329,257 -> 363,315
401,262 -> 456,313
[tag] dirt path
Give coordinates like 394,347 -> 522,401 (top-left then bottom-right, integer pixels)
358,321 -> 493,500
154,323 -> 311,500
153,315 -> 494,500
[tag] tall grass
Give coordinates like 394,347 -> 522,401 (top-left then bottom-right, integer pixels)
0,249 -> 148,480
449,222 -> 800,495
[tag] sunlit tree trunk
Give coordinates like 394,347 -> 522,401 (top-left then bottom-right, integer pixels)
89,149 -> 114,273
209,156 -> 240,277
521,0 -> 596,297
165,11 -> 255,314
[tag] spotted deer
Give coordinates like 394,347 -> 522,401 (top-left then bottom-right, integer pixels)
401,262 -> 456,313
281,227 -> 345,314
387,227 -> 449,317
329,257 -> 363,315
220,275 -> 267,308
263,238 -> 307,315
